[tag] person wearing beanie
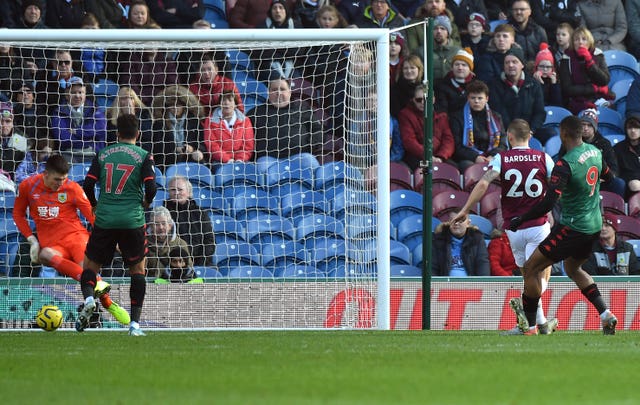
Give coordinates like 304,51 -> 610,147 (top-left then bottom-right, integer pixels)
508,0 -> 549,63
0,101 -> 28,178
445,0 -> 489,29
434,47 -> 476,113
357,0 -> 404,29
404,1 -> 461,58
16,0 -> 48,30
532,42 -> 563,107
228,0 -> 296,29
583,213 -> 640,276
461,12 -> 491,59
614,113 -> 640,196
389,32 -> 405,84
432,15 -> 461,81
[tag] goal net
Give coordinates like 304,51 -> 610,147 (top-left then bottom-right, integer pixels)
0,29 -> 391,330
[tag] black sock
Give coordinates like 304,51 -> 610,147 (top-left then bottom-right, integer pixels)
80,270 -> 97,299
522,294 -> 539,327
130,273 -> 146,323
581,283 -> 608,314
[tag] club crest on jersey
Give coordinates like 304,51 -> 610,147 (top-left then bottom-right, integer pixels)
58,192 -> 67,203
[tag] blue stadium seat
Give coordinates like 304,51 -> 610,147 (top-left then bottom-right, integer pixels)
597,107 -> 625,135
68,162 -> 91,184
0,233 -> 20,276
390,240 -> 411,265
203,7 -> 229,29
150,189 -> 168,208
396,214 -> 424,251
295,214 -> 345,241
309,237 -> 354,273
345,213 -> 377,240
605,134 -> 625,146
468,214 -> 495,238
390,190 -> 423,227
544,135 -> 562,159
412,244 -> 423,267
0,193 -> 16,213
255,155 -> 280,175
40,266 -> 60,278
154,166 -> 165,189
489,19 -> 508,32
543,105 -> 573,127
261,159 -> 314,191
259,240 -> 306,268
626,239 -> 640,257
391,265 -> 422,277
230,189 -> 279,220
332,189 -> 377,220
270,183 -> 312,199
212,241 -> 260,275
288,152 -> 320,170
92,78 -> 119,110
215,162 -> 261,188
227,266 -> 273,278
274,264 -> 324,278
164,162 -> 215,188
231,69 -> 269,102
225,49 -> 253,71
280,190 -> 328,220
314,161 -> 365,191
208,213 -> 245,244
244,214 -> 295,244
194,187 -> 228,216
528,136 -> 543,151
604,50 -> 640,87
193,266 -> 223,278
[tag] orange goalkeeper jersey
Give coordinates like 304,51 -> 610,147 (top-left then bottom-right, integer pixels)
13,173 -> 95,247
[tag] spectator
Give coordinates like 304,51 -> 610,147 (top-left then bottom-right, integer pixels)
508,0 -> 548,64
532,42 -> 562,107
202,89 -> 255,167
164,175 -> 215,267
389,32 -> 406,85
460,12 -> 491,60
399,85 -> 455,170
174,19 -> 221,85
488,229 -> 519,276
314,4 -> 348,29
0,45 -> 27,102
13,0 -> 49,74
228,0 -> 296,28
189,56 -> 244,115
404,0 -> 461,57
614,112 -> 640,197
11,81 -> 48,143
553,22 -> 573,64
530,0 -> 581,46
0,0 -> 47,28
445,0 -> 488,30
431,15 -> 461,81
577,0 -> 627,51
475,23 -> 518,83
123,0 -> 158,28
147,85 -> 206,172
486,0 -> 509,21
558,26 -> 613,114
105,86 -> 153,144
336,0 -> 367,26
154,246 -> 202,283
583,214 -> 640,276
432,212 -> 490,277
626,0 -> 640,59
0,101 -> 28,178
46,0 -> 88,28
50,76 -> 107,163
487,46 -> 546,140
434,47 -> 476,114
248,76 -> 324,160
85,0 -> 123,28
77,13 -> 108,82
390,55 -> 424,117
356,0 -> 405,29
118,47 -> 179,106
450,79 -> 507,170
293,0 -> 332,28
145,0 -> 202,29
34,49 -> 80,114
14,138 -> 53,184
146,206 -> 194,278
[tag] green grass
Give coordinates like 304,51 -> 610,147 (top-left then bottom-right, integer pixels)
1,330 -> 638,405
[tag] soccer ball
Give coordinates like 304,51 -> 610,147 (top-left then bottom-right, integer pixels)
36,305 -> 63,332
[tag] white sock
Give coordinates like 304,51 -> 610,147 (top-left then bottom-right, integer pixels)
536,299 -> 547,325
600,310 -> 612,321
541,278 -> 548,294
130,321 -> 140,329
85,296 -> 95,307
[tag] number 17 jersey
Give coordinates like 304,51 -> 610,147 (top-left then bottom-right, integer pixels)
489,146 -> 555,230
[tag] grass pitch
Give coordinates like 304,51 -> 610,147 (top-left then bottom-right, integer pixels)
1,330 -> 638,405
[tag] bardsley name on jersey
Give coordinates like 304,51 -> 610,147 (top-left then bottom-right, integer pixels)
503,154 -> 542,163
578,149 -> 599,164
99,145 -> 144,163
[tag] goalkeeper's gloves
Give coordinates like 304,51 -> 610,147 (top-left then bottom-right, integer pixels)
508,217 -> 523,232
27,235 -> 41,264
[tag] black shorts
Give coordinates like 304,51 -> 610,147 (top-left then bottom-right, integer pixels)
85,225 -> 148,267
538,223 -> 599,262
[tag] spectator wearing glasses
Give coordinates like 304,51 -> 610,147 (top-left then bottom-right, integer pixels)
356,0 -> 405,29
0,101 -> 28,178
35,49 -> 81,114
460,12 -> 491,60
508,0 -> 548,64
532,42 -> 562,107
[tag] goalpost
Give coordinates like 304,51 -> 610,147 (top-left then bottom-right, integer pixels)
0,28 -> 392,330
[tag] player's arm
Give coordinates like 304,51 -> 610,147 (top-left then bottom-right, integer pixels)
12,182 -> 36,239
83,156 -> 101,207
141,154 -> 157,208
74,182 -> 96,225
450,168 -> 499,223
600,154 -> 613,183
509,159 -> 570,231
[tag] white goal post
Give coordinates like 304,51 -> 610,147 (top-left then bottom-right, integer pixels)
0,28 -> 392,330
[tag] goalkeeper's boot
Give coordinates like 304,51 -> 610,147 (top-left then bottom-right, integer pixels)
129,325 -> 146,337
94,280 -> 111,298
105,301 -> 131,325
75,298 -> 96,332
538,318 -> 558,335
509,297 -> 530,333
602,312 -> 618,335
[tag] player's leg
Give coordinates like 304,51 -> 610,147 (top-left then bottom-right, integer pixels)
119,227 -> 147,336
524,223 -> 557,334
38,246 -> 83,281
516,248 -> 554,333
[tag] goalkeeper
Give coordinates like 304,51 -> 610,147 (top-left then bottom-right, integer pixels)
12,154 -> 130,326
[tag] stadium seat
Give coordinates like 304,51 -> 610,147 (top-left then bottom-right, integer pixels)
203,0 -> 226,15
193,266 -> 223,278
468,214 -> 495,238
309,237 -> 355,274
611,215 -> 640,241
154,166 -> 166,189
68,162 -> 91,184
230,189 -> 279,220
0,233 -> 20,276
432,216 -> 442,232
244,213 -> 295,244
227,266 -> 273,278
289,77 -> 318,107
274,264 -> 324,278
40,266 -> 60,278
612,79 -> 635,115
396,214 -> 424,251
528,136 -> 544,152
626,239 -> 640,257
259,240 -> 306,268
92,78 -> 119,110
390,189 -> 423,227
391,265 -> 422,277
390,240 -> 411,265
604,134 -> 625,146
544,135 -> 562,159
255,155 -> 280,175
150,189 -> 168,208
288,152 -> 320,170
597,107 -> 625,135
430,162 -> 462,196
0,193 -> 16,214
543,105 -> 573,127
489,19 -> 508,32
280,190 -> 328,220
627,192 -> 640,218
194,187 -> 228,216
214,162 -> 261,188
231,69 -> 268,102
295,214 -> 345,241
165,162 -> 215,188
211,241 -> 261,275
464,163 -> 500,193
604,50 -> 640,87
203,7 -> 229,29
390,162 -> 412,191
332,189 -> 376,220
262,159 -> 314,191
412,243 -> 423,267
270,183 -> 313,199
600,191 -> 626,216
480,190 -> 501,228
314,161 -> 365,191
225,49 -> 253,71
432,190 -> 472,221
344,213 -> 377,240
208,213 -> 245,244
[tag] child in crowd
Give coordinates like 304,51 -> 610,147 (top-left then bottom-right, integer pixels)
532,43 -> 562,107
314,4 -> 347,28
389,32 -> 405,85
553,22 -> 573,66
460,12 -> 490,60
155,246 -> 202,284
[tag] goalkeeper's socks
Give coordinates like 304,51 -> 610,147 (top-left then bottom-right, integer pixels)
49,255 -> 83,281
99,294 -> 114,309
